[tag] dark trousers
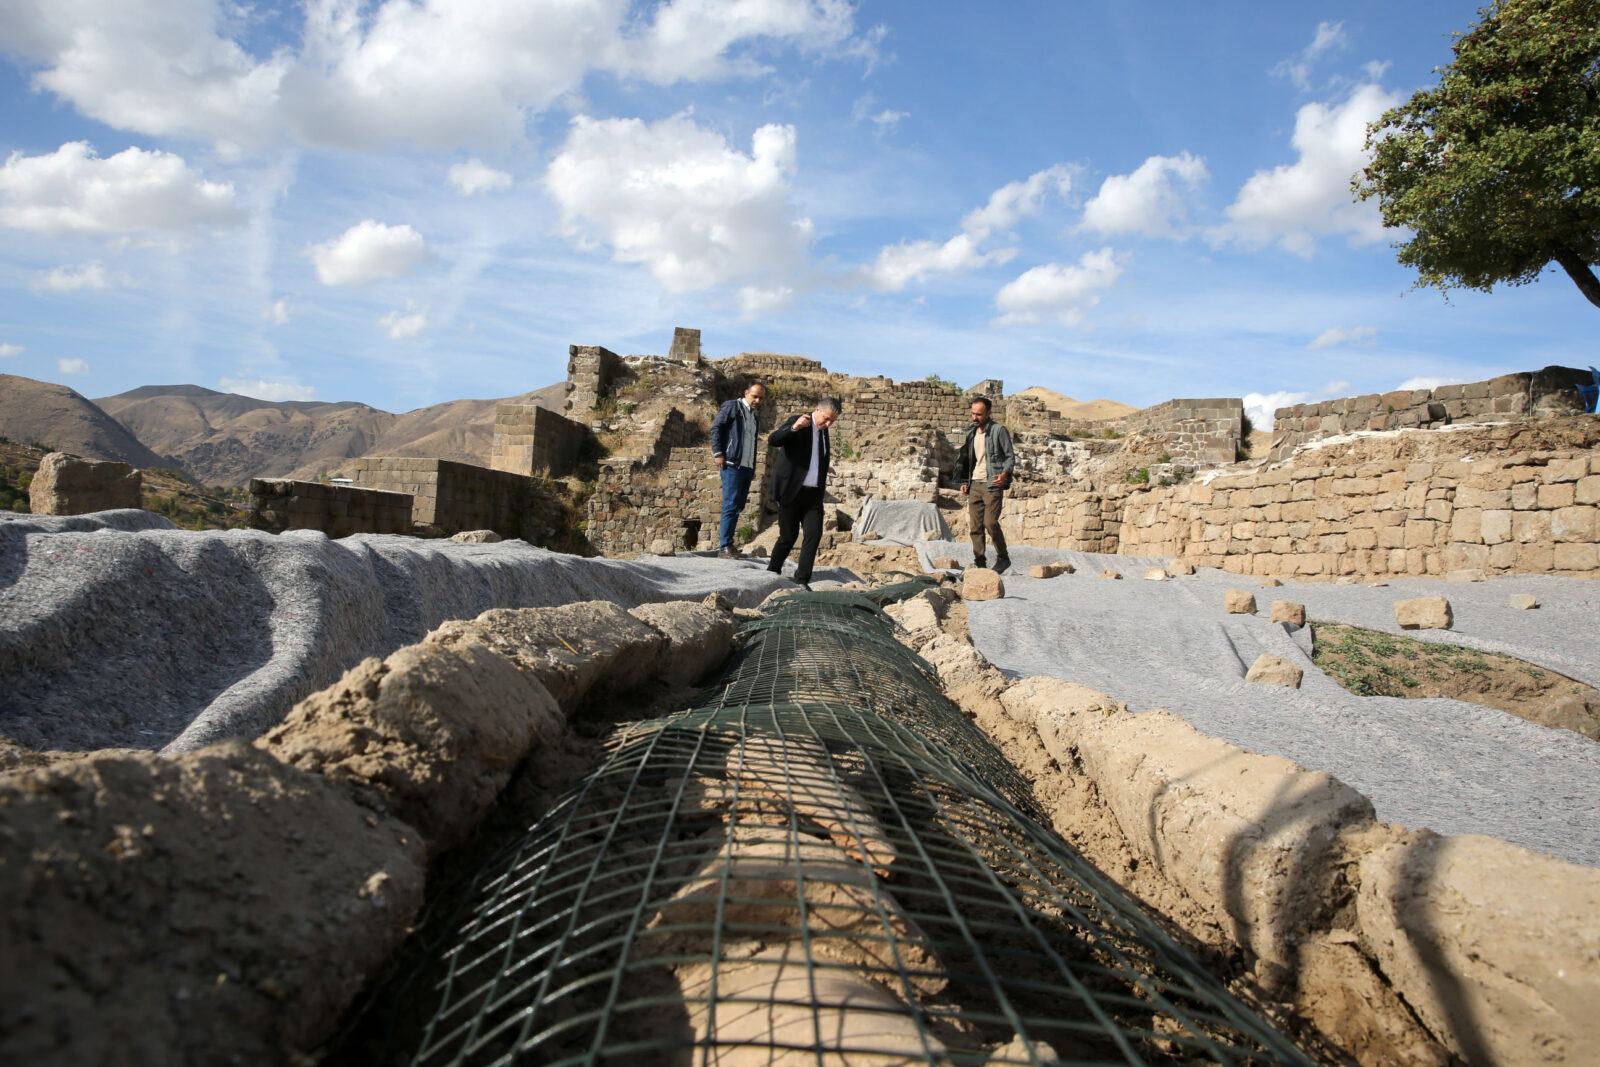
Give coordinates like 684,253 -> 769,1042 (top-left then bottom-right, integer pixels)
967,487 -> 1008,562
768,486 -> 825,584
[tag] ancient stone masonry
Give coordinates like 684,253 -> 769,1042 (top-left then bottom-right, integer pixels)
489,404 -> 586,479
1118,398 -> 1243,465
247,478 -> 412,537
1269,366 -> 1593,461
667,325 -> 702,362
585,440 -> 771,557
563,344 -> 625,418
29,452 -> 141,515
1117,445 -> 1600,579
351,457 -> 540,539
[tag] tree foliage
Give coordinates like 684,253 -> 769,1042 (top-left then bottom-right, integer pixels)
1353,0 -> 1600,308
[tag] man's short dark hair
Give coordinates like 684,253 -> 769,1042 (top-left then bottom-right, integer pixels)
969,395 -> 992,411
745,380 -> 766,393
817,396 -> 842,416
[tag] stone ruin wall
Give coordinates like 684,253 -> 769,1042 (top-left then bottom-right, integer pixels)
490,404 -> 587,479
247,478 -> 412,537
1269,366 -> 1594,461
350,457 -> 564,541
563,344 -> 626,417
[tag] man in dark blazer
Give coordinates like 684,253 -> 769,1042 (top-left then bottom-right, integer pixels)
765,396 -> 841,587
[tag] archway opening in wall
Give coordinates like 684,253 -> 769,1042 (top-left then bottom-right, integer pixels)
681,518 -> 701,550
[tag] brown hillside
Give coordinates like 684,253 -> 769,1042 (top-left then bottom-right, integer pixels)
1014,386 -> 1139,422
94,382 -> 567,487
0,374 -> 172,469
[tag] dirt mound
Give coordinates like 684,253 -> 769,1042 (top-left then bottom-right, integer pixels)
0,741 -> 425,1064
1013,386 -> 1139,422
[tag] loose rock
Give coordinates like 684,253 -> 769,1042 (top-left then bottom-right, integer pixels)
1507,594 -> 1538,610
963,567 -> 1004,601
1144,569 -> 1168,581
449,529 -> 502,543
1395,596 -> 1453,630
1225,589 -> 1257,614
1270,601 -> 1306,629
1100,569 -> 1122,580
1246,654 -> 1304,688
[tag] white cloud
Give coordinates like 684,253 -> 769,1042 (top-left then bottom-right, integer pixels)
447,159 -> 512,196
546,113 -> 811,297
1308,325 -> 1376,349
850,93 -> 907,132
58,357 -> 89,375
31,262 -> 118,291
1244,379 -> 1350,429
1271,20 -> 1348,91
263,299 -> 290,325
0,142 -> 243,235
739,285 -> 795,318
310,220 -> 429,286
1080,153 -> 1207,238
611,0 -> 876,84
993,247 -> 1122,327
1214,83 -> 1397,256
1243,390 -> 1308,431
862,165 -> 1071,292
4,0 -> 878,153
0,343 -> 22,357
378,305 -> 429,339
960,165 -> 1074,239
1,0 -> 288,148
1398,375 -> 1471,391
219,377 -> 317,402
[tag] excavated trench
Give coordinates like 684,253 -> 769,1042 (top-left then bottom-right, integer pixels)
334,581 -> 1313,1065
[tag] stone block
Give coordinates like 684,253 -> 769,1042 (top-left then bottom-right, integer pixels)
1395,596 -> 1452,630
1356,834 -> 1600,1065
450,529 -> 502,543
1553,542 -> 1600,571
1246,654 -> 1303,688
1258,577 -> 1282,587
1551,506 -> 1598,543
1027,562 -> 1070,579
1577,475 -> 1600,506
1270,601 -> 1306,628
1480,509 -> 1512,544
1538,482 -> 1576,509
1225,589 -> 1257,614
28,453 -> 141,515
1143,568 -> 1168,581
1099,569 -> 1122,579
1444,569 -> 1486,582
932,556 -> 960,570
1511,481 -> 1538,510
1168,559 -> 1195,575
963,567 -> 1004,600
1507,594 -> 1539,610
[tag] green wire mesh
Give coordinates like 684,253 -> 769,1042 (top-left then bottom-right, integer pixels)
410,589 -> 1313,1066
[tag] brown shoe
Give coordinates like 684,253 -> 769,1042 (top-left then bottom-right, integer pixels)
717,546 -> 741,559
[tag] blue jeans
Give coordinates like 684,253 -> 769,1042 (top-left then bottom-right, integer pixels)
719,465 -> 755,549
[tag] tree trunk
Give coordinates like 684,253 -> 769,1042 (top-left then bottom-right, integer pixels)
1551,246 -> 1600,310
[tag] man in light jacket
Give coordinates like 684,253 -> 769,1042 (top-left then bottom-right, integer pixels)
709,381 -> 766,558
954,395 -> 1015,573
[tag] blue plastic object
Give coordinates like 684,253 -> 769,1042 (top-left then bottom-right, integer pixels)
1581,366 -> 1600,414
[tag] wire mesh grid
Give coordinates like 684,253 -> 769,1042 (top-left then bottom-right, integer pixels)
409,590 -> 1313,1066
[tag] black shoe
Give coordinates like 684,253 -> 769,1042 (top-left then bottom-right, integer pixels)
972,556 -> 987,569
994,557 -> 1011,574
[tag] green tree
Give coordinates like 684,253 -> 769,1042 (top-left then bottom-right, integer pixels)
1353,0 -> 1600,308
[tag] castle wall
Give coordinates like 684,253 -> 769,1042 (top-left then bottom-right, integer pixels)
563,344 -> 625,417
1117,449 -> 1600,579
350,457 -> 533,538
247,478 -> 413,537
1269,366 -> 1593,461
585,444 -> 760,557
490,405 -> 586,478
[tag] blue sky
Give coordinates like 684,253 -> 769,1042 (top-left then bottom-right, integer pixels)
0,1 -> 1592,426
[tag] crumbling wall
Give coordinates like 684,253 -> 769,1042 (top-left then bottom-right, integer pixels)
28,452 -> 141,515
1269,366 -> 1594,461
563,344 -> 625,417
350,457 -> 535,538
247,477 -> 413,536
489,404 -> 587,478
1118,440 -> 1600,578
899,610 -> 1600,1067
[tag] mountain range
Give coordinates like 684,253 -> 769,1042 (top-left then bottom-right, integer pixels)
0,374 -> 566,487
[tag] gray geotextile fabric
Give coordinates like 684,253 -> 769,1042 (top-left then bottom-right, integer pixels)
915,539 -> 1600,869
854,495 -> 952,546
0,514 -> 833,755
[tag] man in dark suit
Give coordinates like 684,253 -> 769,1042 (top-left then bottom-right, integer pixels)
765,397 -> 841,587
